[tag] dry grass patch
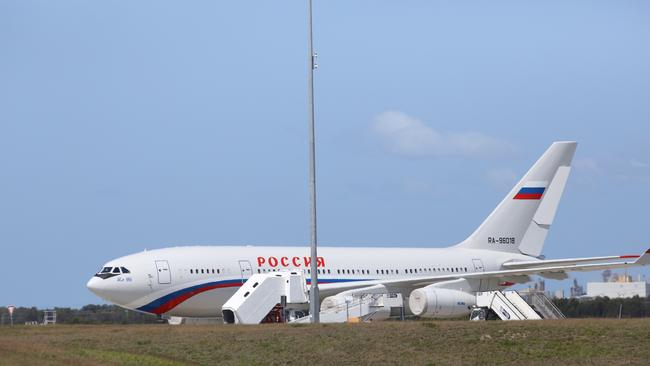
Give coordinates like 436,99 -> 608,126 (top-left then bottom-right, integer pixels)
1,319 -> 649,365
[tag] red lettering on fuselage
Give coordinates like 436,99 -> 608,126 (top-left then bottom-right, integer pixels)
255,256 -> 325,268
269,257 -> 278,267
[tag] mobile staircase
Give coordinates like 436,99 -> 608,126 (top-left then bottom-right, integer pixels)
472,290 -> 563,321
222,271 -> 404,324
519,291 -> 565,319
221,271 -> 309,324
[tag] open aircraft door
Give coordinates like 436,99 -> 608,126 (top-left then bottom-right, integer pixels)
155,260 -> 171,284
472,259 -> 486,291
238,260 -> 253,283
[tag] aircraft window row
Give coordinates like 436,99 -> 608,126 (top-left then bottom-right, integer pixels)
252,266 -> 470,276
403,267 -> 469,274
256,268 -> 334,275
337,269 -> 373,275
189,268 -> 221,275
99,266 -> 130,274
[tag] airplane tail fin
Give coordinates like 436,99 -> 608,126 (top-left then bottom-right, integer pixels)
457,141 -> 577,257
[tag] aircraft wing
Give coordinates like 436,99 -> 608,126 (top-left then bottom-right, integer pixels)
319,248 -> 650,294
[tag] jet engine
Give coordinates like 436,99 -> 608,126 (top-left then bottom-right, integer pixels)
408,285 -> 476,318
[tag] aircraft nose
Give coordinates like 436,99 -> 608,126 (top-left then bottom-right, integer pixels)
86,276 -> 105,296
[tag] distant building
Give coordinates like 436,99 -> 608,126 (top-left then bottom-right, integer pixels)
586,271 -> 649,299
570,278 -> 585,298
587,282 -> 649,298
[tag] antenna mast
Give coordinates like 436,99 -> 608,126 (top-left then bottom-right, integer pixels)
307,0 -> 320,323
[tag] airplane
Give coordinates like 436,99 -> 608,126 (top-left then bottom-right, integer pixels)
86,141 -> 650,320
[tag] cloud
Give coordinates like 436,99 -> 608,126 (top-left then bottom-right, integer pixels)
372,110 -> 515,158
574,156 -> 650,184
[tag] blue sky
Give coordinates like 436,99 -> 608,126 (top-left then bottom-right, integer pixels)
1,1 -> 649,307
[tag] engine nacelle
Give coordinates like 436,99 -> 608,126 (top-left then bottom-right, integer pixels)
408,286 -> 476,318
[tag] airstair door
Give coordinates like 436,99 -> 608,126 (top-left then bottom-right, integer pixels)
472,259 -> 486,291
155,260 -> 171,284
238,260 -> 253,283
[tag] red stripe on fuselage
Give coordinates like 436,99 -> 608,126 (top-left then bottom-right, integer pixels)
150,282 -> 242,315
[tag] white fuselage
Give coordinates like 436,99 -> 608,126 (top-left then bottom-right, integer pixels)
86,245 -> 536,317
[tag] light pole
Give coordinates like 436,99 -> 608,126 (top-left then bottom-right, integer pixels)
307,0 -> 320,323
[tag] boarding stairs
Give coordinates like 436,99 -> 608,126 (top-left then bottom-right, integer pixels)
472,290 -> 564,321
519,291 -> 565,319
474,291 -> 541,321
222,271 -> 309,324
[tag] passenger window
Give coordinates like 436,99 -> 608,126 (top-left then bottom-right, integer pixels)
112,267 -> 121,274
381,270 -> 384,274
201,269 -> 204,274
327,269 -> 331,274
337,269 -> 340,274
190,269 -> 193,274
217,269 -> 220,274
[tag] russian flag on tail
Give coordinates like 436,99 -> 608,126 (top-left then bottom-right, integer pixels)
514,187 -> 546,200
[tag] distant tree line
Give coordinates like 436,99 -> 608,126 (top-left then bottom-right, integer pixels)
0,305 -> 159,325
553,296 -> 650,318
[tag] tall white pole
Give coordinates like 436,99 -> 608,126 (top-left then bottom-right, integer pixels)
307,0 -> 320,323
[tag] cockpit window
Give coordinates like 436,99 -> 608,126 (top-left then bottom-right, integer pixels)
95,266 -> 121,279
121,267 -> 130,274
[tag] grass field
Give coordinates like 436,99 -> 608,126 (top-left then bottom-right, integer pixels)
1,319 -> 650,365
